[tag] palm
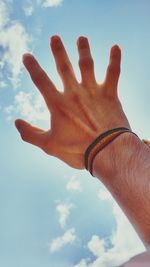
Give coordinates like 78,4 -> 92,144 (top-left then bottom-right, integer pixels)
42,89 -> 97,168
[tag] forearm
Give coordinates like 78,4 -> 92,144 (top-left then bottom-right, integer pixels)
93,132 -> 150,248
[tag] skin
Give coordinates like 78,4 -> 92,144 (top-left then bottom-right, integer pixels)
15,35 -> 150,249
93,130 -> 150,248
15,35 -> 130,168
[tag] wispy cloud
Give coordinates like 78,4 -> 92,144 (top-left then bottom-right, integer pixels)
49,228 -> 76,253
87,235 -> 105,258
0,0 -> 63,92
5,91 -> 49,122
23,5 -> 34,16
71,187 -> 145,267
41,0 -> 63,8
66,176 -> 82,192
0,1 -> 30,88
56,203 -> 73,228
0,80 -> 7,89
0,1 -> 9,28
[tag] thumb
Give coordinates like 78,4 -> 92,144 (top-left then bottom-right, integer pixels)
15,119 -> 46,148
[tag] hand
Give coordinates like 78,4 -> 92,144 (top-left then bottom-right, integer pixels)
15,35 -> 130,170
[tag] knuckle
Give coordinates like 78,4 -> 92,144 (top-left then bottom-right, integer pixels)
32,69 -> 45,83
79,57 -> 94,69
59,62 -> 70,74
69,90 -> 79,102
20,132 -> 27,142
112,51 -> 120,60
42,140 -> 54,155
108,64 -> 120,75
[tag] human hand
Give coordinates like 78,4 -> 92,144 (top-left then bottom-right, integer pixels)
15,35 -> 130,170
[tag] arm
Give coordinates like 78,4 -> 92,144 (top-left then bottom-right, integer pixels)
15,35 -> 150,248
93,131 -> 150,248
120,248 -> 150,266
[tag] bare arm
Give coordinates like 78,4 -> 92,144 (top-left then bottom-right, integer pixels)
15,35 -> 150,248
93,131 -> 150,248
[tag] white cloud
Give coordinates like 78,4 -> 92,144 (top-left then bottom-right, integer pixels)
71,259 -> 90,267
0,1 -> 9,29
41,0 -> 63,8
5,91 -> 49,122
0,23 -> 30,88
49,228 -> 76,253
23,5 -> 34,16
0,1 -> 30,88
56,203 -> 73,228
71,188 -> 145,267
0,80 -> 7,89
87,235 -> 105,258
97,188 -> 113,202
66,176 -> 82,192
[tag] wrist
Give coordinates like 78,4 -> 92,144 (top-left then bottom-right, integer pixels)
92,131 -> 145,182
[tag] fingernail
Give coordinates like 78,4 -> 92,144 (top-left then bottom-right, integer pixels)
50,35 -> 62,51
112,45 -> 120,52
77,36 -> 88,48
22,53 -> 33,63
50,35 -> 61,44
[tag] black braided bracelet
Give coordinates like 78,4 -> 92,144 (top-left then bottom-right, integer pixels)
84,127 -> 130,171
84,127 -> 139,176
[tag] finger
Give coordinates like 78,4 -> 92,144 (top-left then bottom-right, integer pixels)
15,119 -> 46,148
77,36 -> 97,87
103,45 -> 121,96
22,53 -> 60,110
50,35 -> 78,89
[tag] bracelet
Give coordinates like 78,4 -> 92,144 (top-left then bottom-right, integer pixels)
84,127 -> 139,177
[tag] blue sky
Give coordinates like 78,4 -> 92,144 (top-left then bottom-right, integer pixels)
0,0 -> 150,266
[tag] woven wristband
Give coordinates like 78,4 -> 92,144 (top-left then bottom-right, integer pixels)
84,127 -> 139,177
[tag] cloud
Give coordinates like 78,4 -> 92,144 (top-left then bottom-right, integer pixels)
87,235 -> 105,258
23,5 -> 34,16
66,176 -> 82,192
0,1 -> 9,29
97,188 -> 113,202
0,1 -> 30,88
41,0 -> 63,8
49,228 -> 76,253
56,203 -> 73,228
5,91 -> 49,122
71,259 -> 90,267
0,80 -> 7,89
71,188 -> 145,267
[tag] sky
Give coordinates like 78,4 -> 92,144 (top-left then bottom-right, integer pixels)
0,0 -> 150,266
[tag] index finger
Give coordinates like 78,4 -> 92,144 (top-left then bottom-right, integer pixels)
23,53 -> 60,110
